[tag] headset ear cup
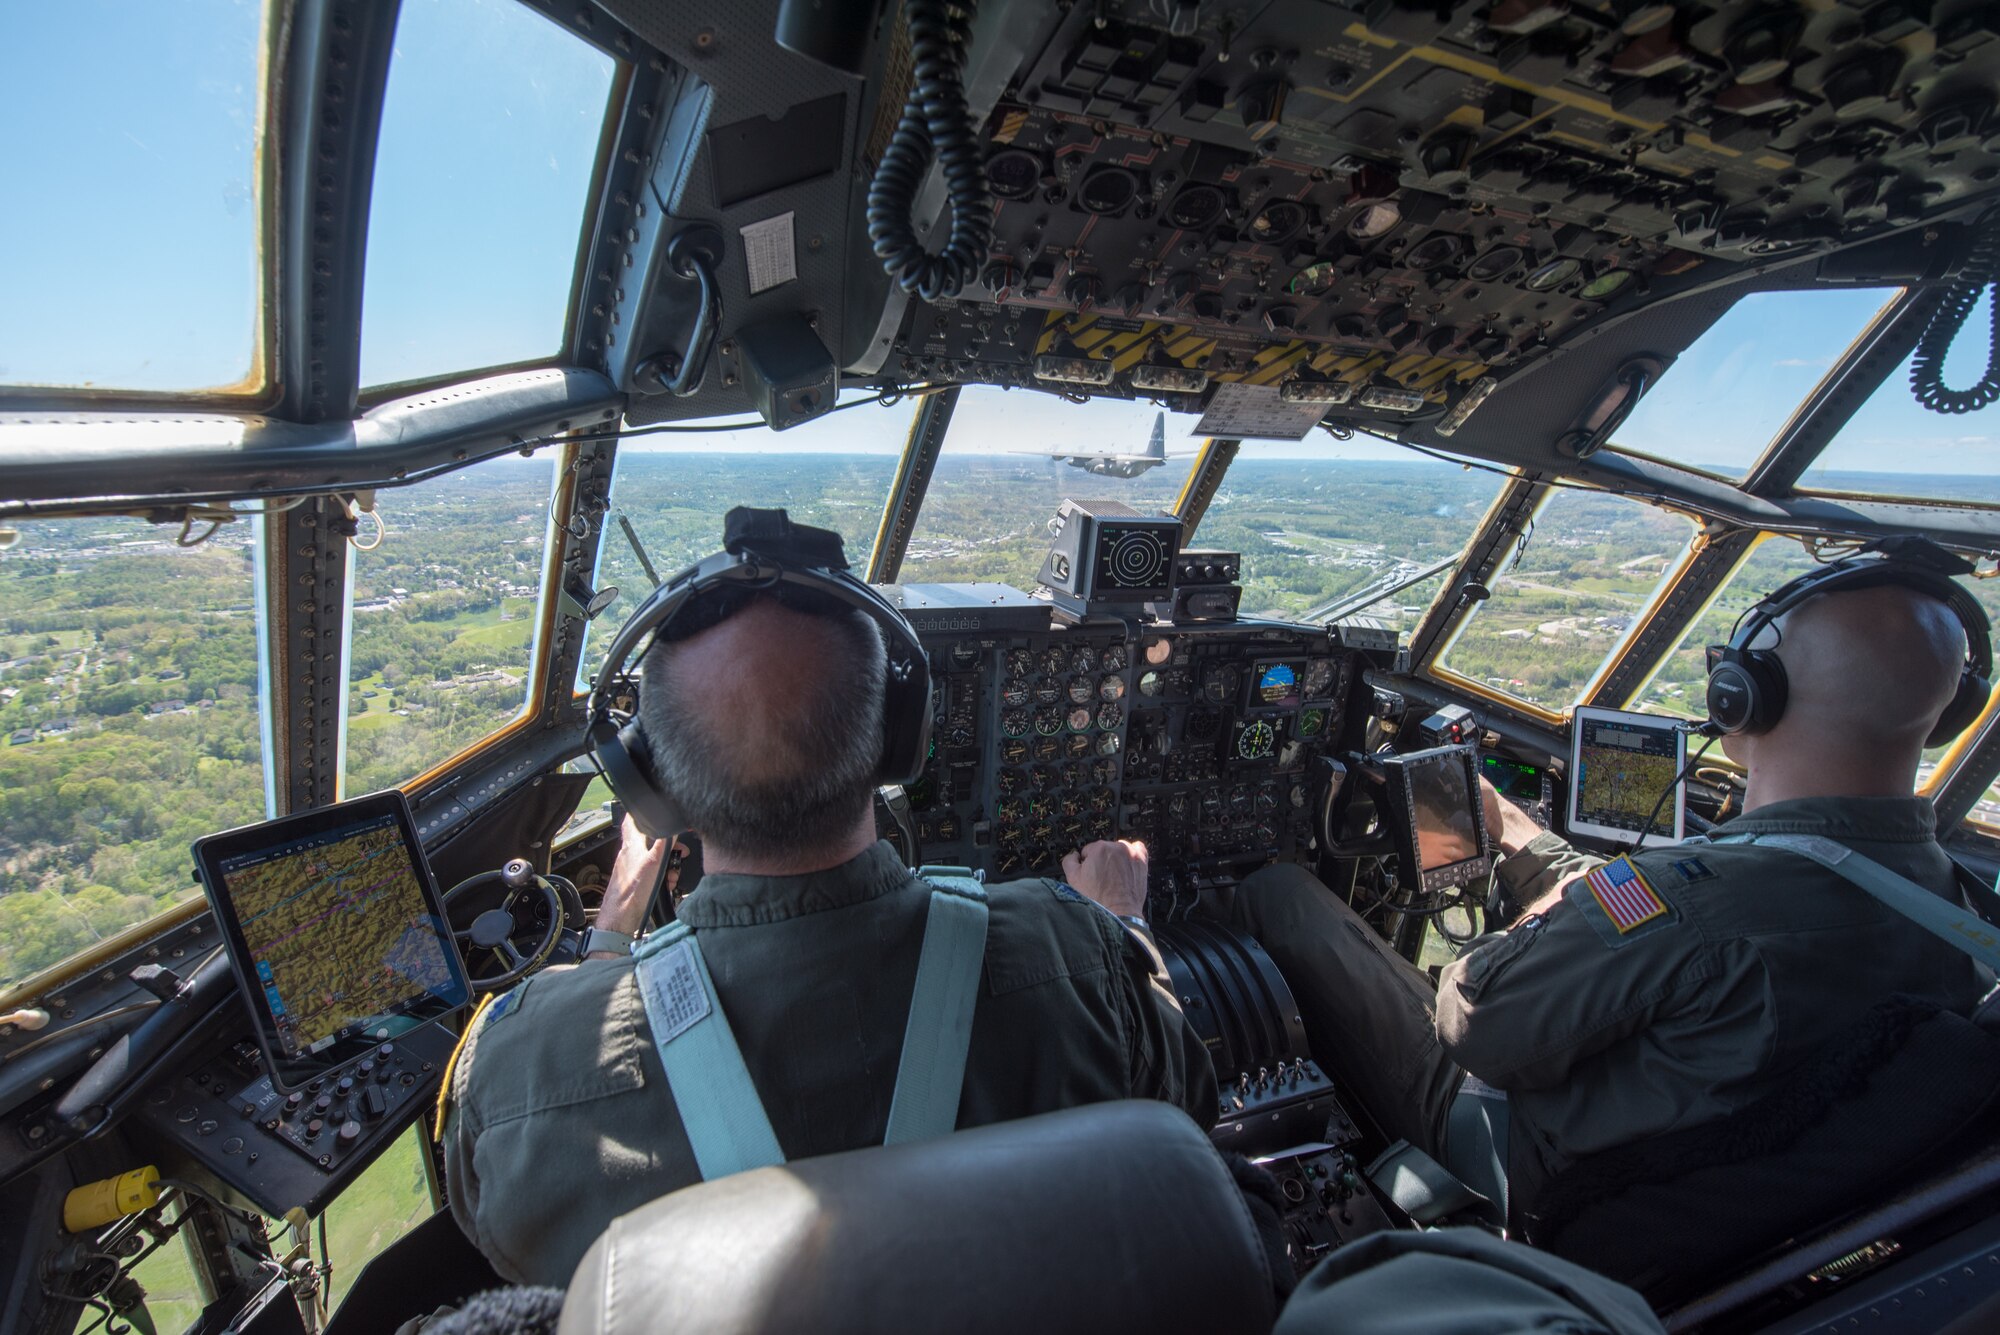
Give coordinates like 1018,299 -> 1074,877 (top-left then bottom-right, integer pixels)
1707,649 -> 1786,735
588,717 -> 684,838
1928,671 -> 1992,748
876,643 -> 932,786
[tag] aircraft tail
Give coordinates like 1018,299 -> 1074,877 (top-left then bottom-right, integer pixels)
1146,412 -> 1166,459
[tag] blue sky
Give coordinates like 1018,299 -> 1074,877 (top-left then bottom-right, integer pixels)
5,0 -> 1998,481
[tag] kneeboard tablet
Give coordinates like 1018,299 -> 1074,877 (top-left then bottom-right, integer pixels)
192,791 -> 471,1091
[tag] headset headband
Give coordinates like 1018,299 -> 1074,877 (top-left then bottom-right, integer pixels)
1731,541 -> 1990,683
583,508 -> 933,837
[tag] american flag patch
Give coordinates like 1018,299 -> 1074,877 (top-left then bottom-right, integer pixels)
1584,858 -> 1669,933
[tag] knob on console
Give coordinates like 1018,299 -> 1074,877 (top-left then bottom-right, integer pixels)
337,1120 -> 362,1147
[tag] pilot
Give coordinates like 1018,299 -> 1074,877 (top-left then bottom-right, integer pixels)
1227,545 -> 1994,1223
442,575 -> 1216,1285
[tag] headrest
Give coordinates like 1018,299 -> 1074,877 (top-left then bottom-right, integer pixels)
558,1100 -> 1279,1335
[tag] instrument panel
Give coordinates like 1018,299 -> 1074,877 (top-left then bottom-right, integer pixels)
885,585 -> 1364,895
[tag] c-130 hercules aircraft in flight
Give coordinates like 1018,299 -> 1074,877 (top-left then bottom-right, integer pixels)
10,0 -> 2000,1331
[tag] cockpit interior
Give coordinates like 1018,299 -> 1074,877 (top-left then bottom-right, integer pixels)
11,0 -> 2000,1330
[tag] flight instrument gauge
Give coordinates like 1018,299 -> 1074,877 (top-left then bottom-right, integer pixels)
1067,678 -> 1095,705
1000,737 -> 1028,764
1035,707 -> 1063,736
1138,670 -> 1166,698
1204,665 -> 1240,704
1102,644 -> 1128,672
1040,647 -> 1066,677
1144,637 -> 1173,665
1230,784 -> 1253,817
1096,733 -> 1122,756
950,641 -> 981,671
995,851 -> 1023,877
1032,736 -> 1060,762
1298,707 -> 1326,738
1001,677 -> 1031,707
1065,733 -> 1092,758
1099,674 -> 1125,702
1071,646 -> 1097,674
1237,720 -> 1277,760
1303,659 -> 1337,698
1035,680 -> 1062,705
1067,706 -> 1093,733
1097,702 -> 1123,731
1002,711 -> 1029,738
996,768 -> 1024,795
1091,759 -> 1118,785
1088,787 -> 1113,813
1006,649 -> 1034,677
945,724 -> 974,749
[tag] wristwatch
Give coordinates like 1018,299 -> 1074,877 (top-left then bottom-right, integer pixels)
580,926 -> 636,958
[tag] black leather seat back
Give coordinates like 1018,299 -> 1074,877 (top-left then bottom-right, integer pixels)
1524,999 -> 2000,1304
558,1100 -> 1279,1335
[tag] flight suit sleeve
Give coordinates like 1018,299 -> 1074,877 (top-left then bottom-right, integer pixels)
1494,830 -> 1606,908
1115,920 -> 1221,1124
1434,853 -> 1716,1090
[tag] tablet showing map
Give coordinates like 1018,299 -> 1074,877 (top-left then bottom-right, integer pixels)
194,791 -> 471,1091
1566,705 -> 1687,847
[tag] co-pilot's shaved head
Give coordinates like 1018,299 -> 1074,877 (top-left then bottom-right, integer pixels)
1767,583 -> 1966,749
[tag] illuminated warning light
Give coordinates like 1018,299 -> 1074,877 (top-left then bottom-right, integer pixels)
1129,363 -> 1210,394
1034,354 -> 1116,387
1435,376 -> 1498,437
1278,377 -> 1353,405
1356,385 -> 1427,412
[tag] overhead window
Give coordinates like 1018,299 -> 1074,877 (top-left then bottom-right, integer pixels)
0,0 -> 269,393
1187,439 -> 1503,634
359,0 -> 616,389
1799,289 -> 2000,504
1433,488 -> 1695,713
0,517 -> 265,988
343,455 -> 557,794
1609,288 -> 1901,481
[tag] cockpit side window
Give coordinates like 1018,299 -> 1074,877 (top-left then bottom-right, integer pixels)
342,454 -> 559,795
358,0 -> 618,391
0,516 -> 266,989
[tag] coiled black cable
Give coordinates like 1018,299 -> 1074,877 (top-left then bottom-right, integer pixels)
1911,211 -> 2000,414
866,0 -> 993,300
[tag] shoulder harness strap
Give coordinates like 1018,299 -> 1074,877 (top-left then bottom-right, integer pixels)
632,920 -> 786,1180
1715,832 -> 2000,975
886,868 -> 991,1145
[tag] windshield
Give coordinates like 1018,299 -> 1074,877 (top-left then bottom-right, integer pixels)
577,395 -> 917,690
0,518 -> 266,989
1,0 -> 270,394
1187,438 -> 1503,636
898,389 -> 1198,585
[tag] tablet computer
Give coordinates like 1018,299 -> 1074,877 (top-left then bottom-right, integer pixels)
1566,705 -> 1686,846
192,791 -> 472,1092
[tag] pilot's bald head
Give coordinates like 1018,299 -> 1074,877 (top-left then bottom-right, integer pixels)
638,595 -> 886,860
1748,582 -> 1966,755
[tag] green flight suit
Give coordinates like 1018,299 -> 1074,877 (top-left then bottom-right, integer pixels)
443,841 -> 1218,1286
1237,796 -> 1991,1213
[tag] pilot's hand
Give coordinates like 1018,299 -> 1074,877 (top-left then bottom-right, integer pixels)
1062,839 -> 1150,919
592,817 -> 682,951
1478,774 -> 1544,859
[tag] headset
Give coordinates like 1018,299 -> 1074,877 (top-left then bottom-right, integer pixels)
585,507 -> 932,838
1705,536 -> 1993,747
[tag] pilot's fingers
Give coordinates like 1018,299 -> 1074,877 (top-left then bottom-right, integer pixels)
1061,849 -> 1085,881
1119,838 -> 1149,866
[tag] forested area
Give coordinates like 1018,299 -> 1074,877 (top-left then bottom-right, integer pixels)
8,450 -> 2000,986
